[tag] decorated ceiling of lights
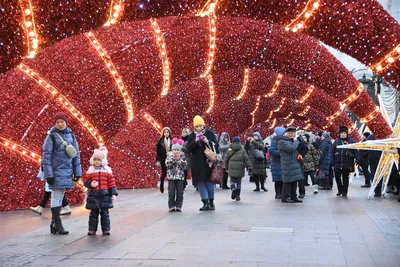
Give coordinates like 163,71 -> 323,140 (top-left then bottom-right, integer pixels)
0,0 -> 399,211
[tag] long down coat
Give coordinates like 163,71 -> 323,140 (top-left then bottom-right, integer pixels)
186,129 -> 218,184
245,139 -> 266,176
225,142 -> 252,178
277,136 -> 303,183
268,136 -> 283,182
42,126 -> 82,189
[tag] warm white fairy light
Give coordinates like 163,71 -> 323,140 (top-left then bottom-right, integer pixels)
0,136 -> 41,164
273,97 -> 286,112
250,96 -> 261,127
265,74 -> 283,97
295,85 -> 314,103
85,32 -> 134,122
236,69 -> 250,100
370,44 -> 400,73
142,112 -> 163,134
299,105 -> 311,117
269,118 -> 277,129
287,118 -> 295,126
341,84 -> 364,107
200,13 -> 217,77
19,0 -> 39,58
104,0 -> 124,27
284,112 -> 293,120
360,106 -> 381,124
196,0 -> 219,17
18,63 -> 104,146
205,75 -> 215,114
150,19 -> 171,96
285,1 -> 321,32
265,111 -> 274,122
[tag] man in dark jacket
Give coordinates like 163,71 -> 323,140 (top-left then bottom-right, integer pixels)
360,132 -> 371,188
278,126 -> 304,203
296,134 -> 309,198
332,126 -> 360,197
312,131 -> 323,149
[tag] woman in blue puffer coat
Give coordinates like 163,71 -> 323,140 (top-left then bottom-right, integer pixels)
268,127 -> 285,199
42,112 -> 82,235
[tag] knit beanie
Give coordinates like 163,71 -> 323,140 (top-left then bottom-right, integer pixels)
286,126 -> 297,133
232,136 -> 241,143
171,138 -> 184,151
253,132 -> 262,140
339,126 -> 349,134
54,112 -> 68,123
193,115 -> 205,128
274,127 -> 286,136
322,132 -> 331,139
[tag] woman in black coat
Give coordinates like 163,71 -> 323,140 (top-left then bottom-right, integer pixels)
156,127 -> 172,193
187,115 -> 218,211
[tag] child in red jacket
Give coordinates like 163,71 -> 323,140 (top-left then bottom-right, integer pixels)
83,147 -> 118,235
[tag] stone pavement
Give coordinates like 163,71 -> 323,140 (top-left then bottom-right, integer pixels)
1,171 -> 400,267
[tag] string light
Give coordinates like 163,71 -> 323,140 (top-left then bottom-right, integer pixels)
142,112 -> 163,134
18,63 -> 104,146
299,105 -> 311,116
236,68 -> 250,100
340,84 -> 364,106
265,111 -> 274,122
200,12 -> 217,77
104,0 -> 124,27
273,97 -> 286,112
205,75 -> 215,114
360,106 -> 381,124
250,96 -> 261,127
150,19 -> 171,96
287,118 -> 295,126
265,74 -> 283,97
284,112 -> 293,120
370,44 -> 400,73
285,0 -> 321,32
196,0 -> 219,17
0,136 -> 41,164
85,32 -> 134,122
295,85 -> 314,103
19,0 -> 39,58
325,104 -> 346,121
304,123 -> 312,130
268,118 -> 277,129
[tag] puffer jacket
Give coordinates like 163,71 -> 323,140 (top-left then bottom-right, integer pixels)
268,136 -> 283,182
332,135 -> 360,171
319,138 -> 332,176
218,132 -> 231,167
303,142 -> 319,172
83,166 -> 118,209
165,151 -> 187,180
42,126 -> 82,189
225,142 -> 252,178
277,136 -> 303,183
245,139 -> 266,176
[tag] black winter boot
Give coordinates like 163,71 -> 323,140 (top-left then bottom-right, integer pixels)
230,184 -> 237,200
51,207 -> 69,235
100,209 -> 111,235
199,199 -> 210,211
235,189 -> 241,201
209,199 -> 215,210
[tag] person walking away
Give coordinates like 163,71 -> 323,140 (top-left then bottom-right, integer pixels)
225,136 -> 252,201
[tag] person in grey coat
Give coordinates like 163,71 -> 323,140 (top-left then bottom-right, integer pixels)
225,136 -> 252,201
245,132 -> 268,192
219,132 -> 231,189
278,126 -> 303,203
42,112 -> 82,234
269,127 -> 285,199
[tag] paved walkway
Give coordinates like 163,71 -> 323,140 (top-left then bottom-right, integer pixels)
1,171 -> 400,267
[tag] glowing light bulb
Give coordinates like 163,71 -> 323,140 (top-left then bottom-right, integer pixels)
25,21 -> 32,27
305,12 -> 311,18
313,2 -> 319,9
25,9 -> 31,15
29,31 -> 35,37
388,57 -> 394,63
114,5 -> 121,10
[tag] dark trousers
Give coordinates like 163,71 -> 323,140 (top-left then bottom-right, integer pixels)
89,208 -> 110,232
183,170 -> 188,188
222,168 -> 229,187
329,164 -> 334,187
282,181 -> 298,200
334,168 -> 351,194
160,163 -> 167,187
360,163 -> 371,185
253,174 -> 266,189
298,179 -> 306,195
304,171 -> 316,185
168,180 -> 184,208
274,181 -> 283,195
39,191 -> 69,207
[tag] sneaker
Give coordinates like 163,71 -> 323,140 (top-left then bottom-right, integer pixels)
336,192 -> 342,196
235,196 -> 241,201
175,208 -> 182,212
313,185 -> 318,194
361,184 -> 371,188
261,187 -> 268,192
60,205 -> 71,215
30,205 -> 43,215
253,188 -> 260,192
374,194 -> 382,197
87,231 -> 96,235
169,207 -> 176,212
298,194 -> 305,199
103,231 -> 110,235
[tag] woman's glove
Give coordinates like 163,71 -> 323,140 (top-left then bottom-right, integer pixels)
46,177 -> 55,185
72,176 -> 81,182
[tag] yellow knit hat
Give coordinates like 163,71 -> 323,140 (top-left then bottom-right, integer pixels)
193,115 -> 205,128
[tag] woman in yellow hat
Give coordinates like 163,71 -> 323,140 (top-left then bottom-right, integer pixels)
186,115 -> 218,211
